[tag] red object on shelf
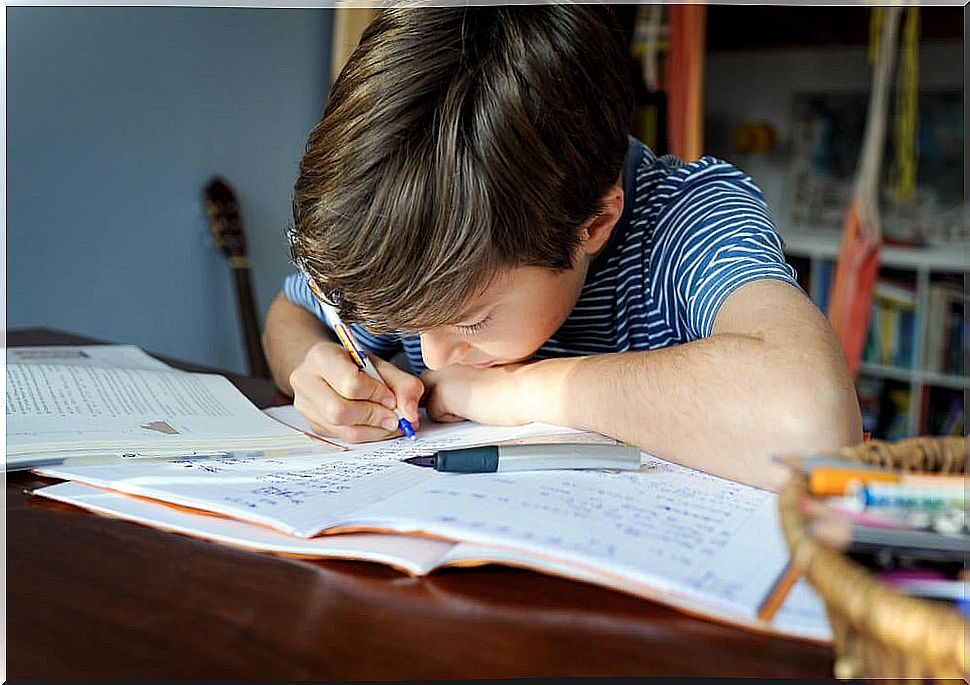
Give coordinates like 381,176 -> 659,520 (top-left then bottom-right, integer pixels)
666,5 -> 706,161
827,8 -> 901,378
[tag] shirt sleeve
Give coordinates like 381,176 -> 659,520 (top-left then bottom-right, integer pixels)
281,272 -> 404,361
654,159 -> 799,339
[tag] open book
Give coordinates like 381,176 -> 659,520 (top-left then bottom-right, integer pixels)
6,345 -> 321,469
33,413 -> 832,643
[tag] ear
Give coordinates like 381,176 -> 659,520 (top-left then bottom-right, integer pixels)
579,184 -> 624,257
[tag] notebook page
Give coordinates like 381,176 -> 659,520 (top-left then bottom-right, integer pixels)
264,404 -> 585,449
30,480 -> 830,641
339,455 -> 799,620
34,481 -> 454,575
36,419 -> 585,536
771,578 -> 831,640
7,365 -> 309,448
436,540 -> 830,642
6,344 -> 172,371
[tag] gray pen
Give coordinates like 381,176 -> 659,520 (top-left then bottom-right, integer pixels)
403,443 -> 641,473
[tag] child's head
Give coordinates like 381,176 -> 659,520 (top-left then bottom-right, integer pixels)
291,5 -> 633,365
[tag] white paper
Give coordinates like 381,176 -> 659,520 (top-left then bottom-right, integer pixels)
6,344 -> 172,371
347,456 -> 781,607
342,454 -> 830,641
33,455 -> 831,642
7,365 -> 312,449
263,404 -> 587,448
34,480 -> 453,575
35,418 -> 582,535
264,404 -> 345,444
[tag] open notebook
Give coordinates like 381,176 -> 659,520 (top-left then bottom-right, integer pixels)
6,345 -> 321,469
34,413 -> 831,643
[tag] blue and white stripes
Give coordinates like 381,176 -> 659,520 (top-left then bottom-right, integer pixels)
283,138 -> 798,376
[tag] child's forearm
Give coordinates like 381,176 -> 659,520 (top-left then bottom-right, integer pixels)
262,292 -> 335,395
518,334 -> 862,491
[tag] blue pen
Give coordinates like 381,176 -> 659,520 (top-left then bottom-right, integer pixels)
308,279 -> 416,440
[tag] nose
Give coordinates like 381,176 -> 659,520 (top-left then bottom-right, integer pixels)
420,330 -> 470,371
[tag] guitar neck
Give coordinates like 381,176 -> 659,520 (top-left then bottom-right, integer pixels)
229,262 -> 271,379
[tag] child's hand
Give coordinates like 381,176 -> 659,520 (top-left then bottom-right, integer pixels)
289,341 -> 423,443
421,363 -> 529,427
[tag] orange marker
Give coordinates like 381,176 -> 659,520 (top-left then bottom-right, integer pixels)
808,467 -> 900,497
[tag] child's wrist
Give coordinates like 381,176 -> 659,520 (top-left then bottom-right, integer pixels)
514,357 -> 578,426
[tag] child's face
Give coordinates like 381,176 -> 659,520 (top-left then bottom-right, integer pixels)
418,261 -> 590,371
417,181 -> 624,371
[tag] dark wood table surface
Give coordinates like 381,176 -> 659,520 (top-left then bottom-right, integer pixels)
6,328 -> 835,679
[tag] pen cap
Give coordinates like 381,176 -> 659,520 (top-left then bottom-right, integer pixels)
434,446 -> 500,473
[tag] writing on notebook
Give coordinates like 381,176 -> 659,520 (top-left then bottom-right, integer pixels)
690,569 -> 744,604
7,364 -> 234,420
361,466 -> 776,589
170,452 -> 289,473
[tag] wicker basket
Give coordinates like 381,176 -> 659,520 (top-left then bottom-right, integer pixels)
778,436 -> 969,680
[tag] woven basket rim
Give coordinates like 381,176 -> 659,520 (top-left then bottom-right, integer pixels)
777,435 -> 969,678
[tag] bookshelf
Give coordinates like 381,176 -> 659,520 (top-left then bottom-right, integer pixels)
782,229 -> 967,440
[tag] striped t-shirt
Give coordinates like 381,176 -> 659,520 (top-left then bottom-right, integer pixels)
283,138 -> 798,375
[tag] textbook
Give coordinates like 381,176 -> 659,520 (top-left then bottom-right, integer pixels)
33,415 -> 832,643
6,345 -> 321,469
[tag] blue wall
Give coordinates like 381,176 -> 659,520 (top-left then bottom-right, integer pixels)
7,7 -> 333,373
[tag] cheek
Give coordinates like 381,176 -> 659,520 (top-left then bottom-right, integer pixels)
482,307 -> 566,361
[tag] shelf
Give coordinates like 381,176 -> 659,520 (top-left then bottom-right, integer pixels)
858,362 -> 914,385
858,362 -> 970,390
919,370 -> 970,391
780,229 -> 969,272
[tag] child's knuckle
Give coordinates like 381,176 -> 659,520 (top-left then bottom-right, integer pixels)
342,373 -> 369,399
325,401 -> 353,426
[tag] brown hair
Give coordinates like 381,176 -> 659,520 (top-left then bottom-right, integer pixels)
290,5 -> 633,334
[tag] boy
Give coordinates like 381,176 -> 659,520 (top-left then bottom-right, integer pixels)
263,5 -> 862,491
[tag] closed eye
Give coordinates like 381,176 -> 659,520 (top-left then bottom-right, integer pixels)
455,313 -> 493,336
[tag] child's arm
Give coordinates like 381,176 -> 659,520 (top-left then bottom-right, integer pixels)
422,280 -> 862,491
263,291 -> 333,396
263,292 -> 423,442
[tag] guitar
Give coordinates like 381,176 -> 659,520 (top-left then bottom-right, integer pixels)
202,177 -> 272,379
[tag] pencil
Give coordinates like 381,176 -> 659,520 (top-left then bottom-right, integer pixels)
757,561 -> 802,622
307,276 -> 417,440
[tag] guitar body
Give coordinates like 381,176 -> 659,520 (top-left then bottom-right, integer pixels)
203,177 -> 272,379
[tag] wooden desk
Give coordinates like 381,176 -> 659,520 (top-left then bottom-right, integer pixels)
6,328 -> 834,678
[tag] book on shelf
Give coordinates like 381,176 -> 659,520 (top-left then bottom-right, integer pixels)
924,282 -> 966,376
862,279 -> 917,369
856,376 -> 883,437
811,259 -> 834,314
31,410 -> 832,644
5,344 -> 322,470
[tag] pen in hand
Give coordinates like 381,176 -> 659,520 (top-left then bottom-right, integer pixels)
310,283 -> 417,441
333,321 -> 417,440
